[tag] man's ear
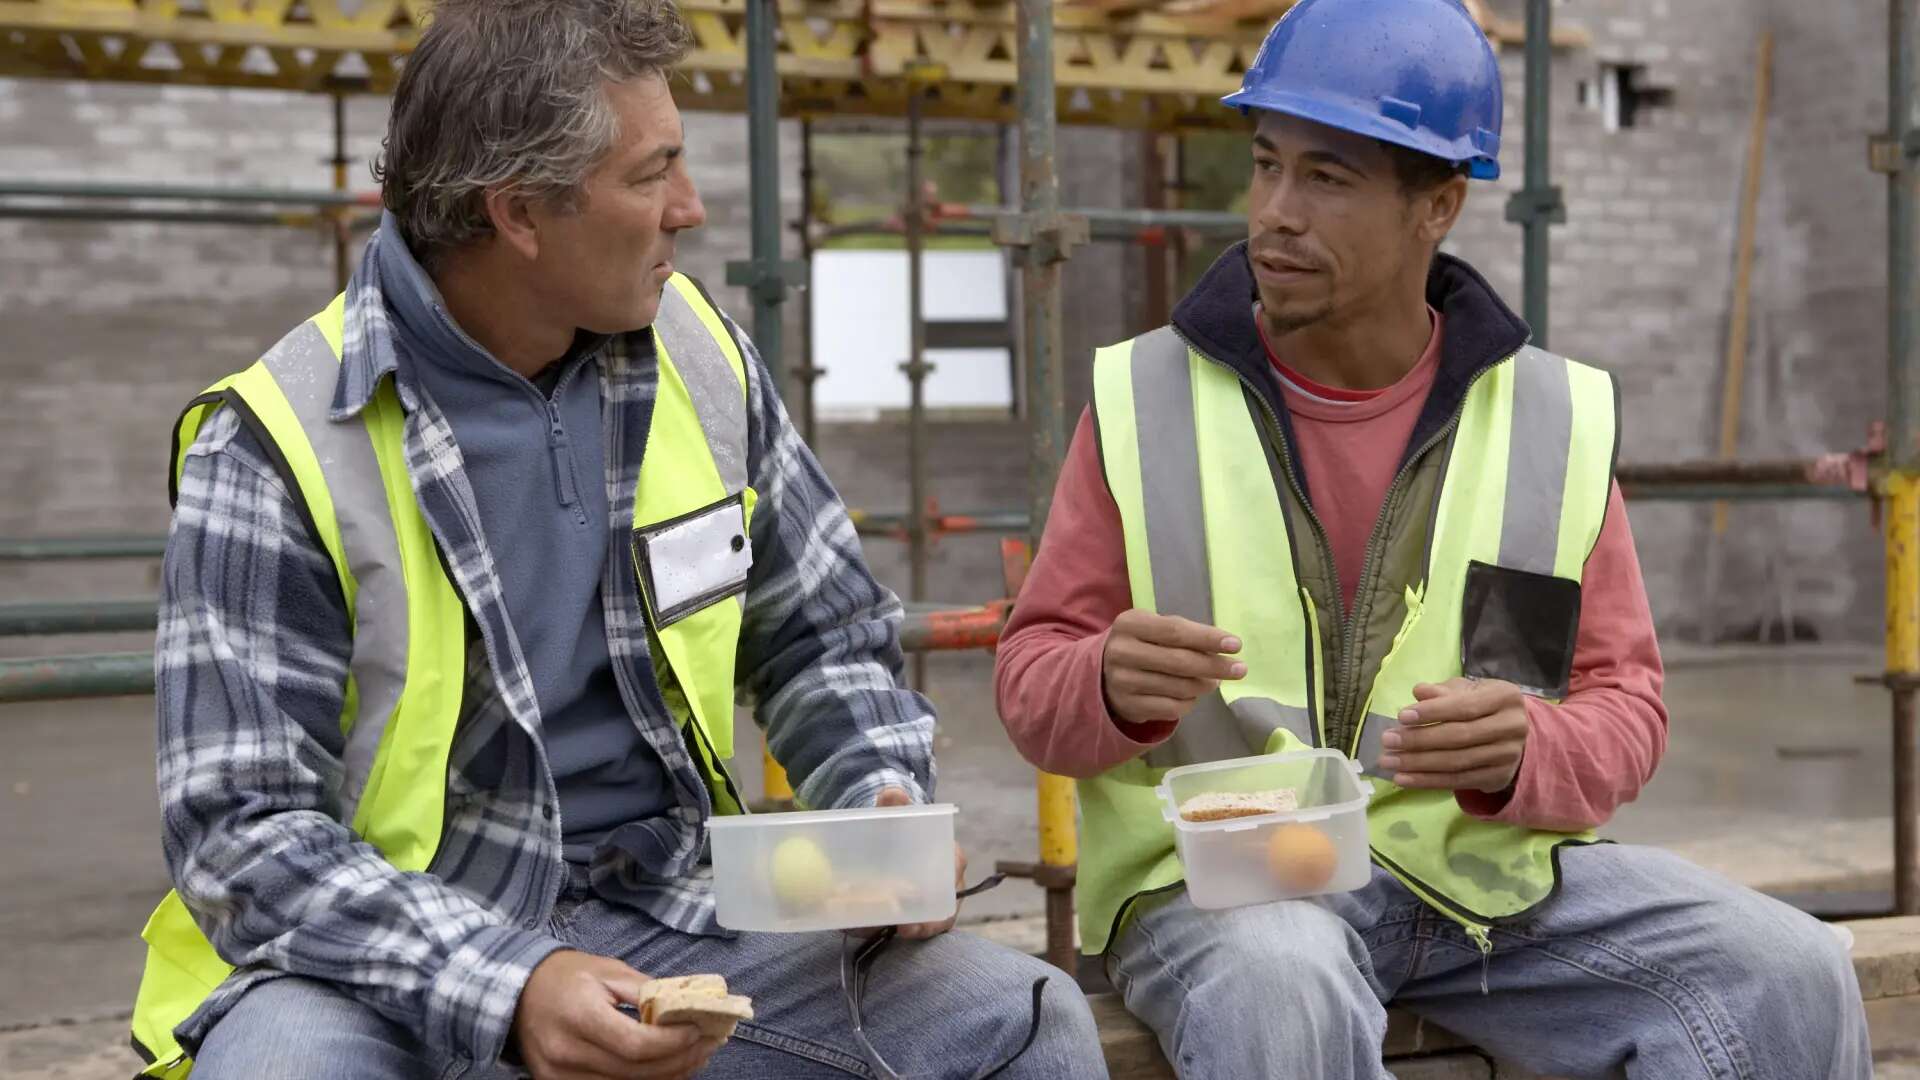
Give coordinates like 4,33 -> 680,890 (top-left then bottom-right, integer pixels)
1415,174 -> 1469,247
482,186 -> 541,261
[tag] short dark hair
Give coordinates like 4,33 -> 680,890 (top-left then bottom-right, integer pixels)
1378,140 -> 1469,195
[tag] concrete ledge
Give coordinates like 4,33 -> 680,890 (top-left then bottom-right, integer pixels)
1852,916 -> 1920,1000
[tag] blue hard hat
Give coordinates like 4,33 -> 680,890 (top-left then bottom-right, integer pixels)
1223,0 -> 1504,180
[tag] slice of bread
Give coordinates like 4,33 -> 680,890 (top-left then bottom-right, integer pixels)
634,974 -> 755,1041
1178,788 -> 1299,822
634,974 -> 727,1010
644,989 -> 756,1040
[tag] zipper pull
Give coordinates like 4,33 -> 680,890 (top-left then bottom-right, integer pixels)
1464,923 -> 1494,995
543,400 -> 588,525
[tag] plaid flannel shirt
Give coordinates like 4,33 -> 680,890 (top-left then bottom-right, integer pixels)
155,232 -> 936,1068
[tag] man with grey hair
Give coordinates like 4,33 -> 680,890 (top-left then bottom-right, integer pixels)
131,0 -> 1106,1077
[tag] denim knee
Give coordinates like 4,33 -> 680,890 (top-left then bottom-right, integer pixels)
990,957 -> 1106,1079
189,976 -> 434,1080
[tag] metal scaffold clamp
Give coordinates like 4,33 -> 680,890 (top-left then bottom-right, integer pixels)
1503,183 -> 1567,226
1870,130 -> 1920,175
990,212 -> 1091,268
725,258 -> 809,307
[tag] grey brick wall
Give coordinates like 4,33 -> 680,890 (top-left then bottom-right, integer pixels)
1445,0 -> 1888,641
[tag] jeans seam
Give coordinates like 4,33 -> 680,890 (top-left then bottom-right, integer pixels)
1423,935 -> 1747,1080
1128,910 -> 1204,1073
1502,923 -> 1756,1080
1404,910 -> 1439,984
1545,942 -> 1743,1080
729,1020 -> 876,1077
1360,913 -> 1422,994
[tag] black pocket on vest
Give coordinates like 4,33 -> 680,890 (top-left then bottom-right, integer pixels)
1460,561 -> 1581,698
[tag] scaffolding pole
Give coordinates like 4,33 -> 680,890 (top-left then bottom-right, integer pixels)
1002,0 -> 1082,977
0,205 -> 352,228
1142,132 -> 1174,332
1506,0 -> 1565,347
959,203 -> 1242,236
728,0 -> 797,403
1173,137 -> 1191,313
0,536 -> 165,560
331,93 -> 351,294
796,120 -> 822,446
0,653 -> 154,703
814,206 -> 1241,248
748,28 -> 799,803
0,600 -> 155,637
1886,0 -> 1920,917
905,89 -> 933,693
0,180 -> 378,206
0,606 -> 1016,705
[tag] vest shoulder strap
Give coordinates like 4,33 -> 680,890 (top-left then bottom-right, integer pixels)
653,274 -> 751,493
1490,344 -> 1620,577
168,298 -> 432,830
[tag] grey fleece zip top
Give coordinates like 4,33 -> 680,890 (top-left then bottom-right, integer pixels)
375,217 -> 670,863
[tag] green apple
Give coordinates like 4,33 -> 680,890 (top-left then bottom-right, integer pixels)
769,835 -> 834,912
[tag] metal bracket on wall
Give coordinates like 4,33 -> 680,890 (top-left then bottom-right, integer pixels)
990,212 -> 1091,268
1869,130 -> 1920,175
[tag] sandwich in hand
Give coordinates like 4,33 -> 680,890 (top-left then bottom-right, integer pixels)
633,974 -> 756,1041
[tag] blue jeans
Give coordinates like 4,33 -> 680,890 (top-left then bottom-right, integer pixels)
1106,844 -> 1871,1080
190,894 -> 1107,1079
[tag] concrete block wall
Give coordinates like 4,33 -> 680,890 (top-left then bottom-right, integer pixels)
1446,0 -> 1888,641
0,81 -> 386,610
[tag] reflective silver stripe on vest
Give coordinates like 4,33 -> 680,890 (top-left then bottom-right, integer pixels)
1496,346 -> 1572,576
260,324 -> 410,820
654,285 -> 748,493
1123,328 -> 1313,767
1352,347 -> 1581,776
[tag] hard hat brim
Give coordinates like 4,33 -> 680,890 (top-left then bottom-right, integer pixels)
1222,86 -> 1501,182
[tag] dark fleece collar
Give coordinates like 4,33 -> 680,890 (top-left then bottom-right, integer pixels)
1169,242 -> 1532,484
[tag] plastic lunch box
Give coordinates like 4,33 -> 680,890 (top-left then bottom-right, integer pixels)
1156,748 -> 1373,909
709,803 -> 958,932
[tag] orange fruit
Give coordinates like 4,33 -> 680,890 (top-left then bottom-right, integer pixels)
1266,823 -> 1339,893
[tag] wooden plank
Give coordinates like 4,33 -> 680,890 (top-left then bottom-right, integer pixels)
0,0 -> 1586,120
1710,30 -> 1774,538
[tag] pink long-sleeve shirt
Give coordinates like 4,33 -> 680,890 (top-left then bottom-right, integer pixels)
994,324 -> 1668,833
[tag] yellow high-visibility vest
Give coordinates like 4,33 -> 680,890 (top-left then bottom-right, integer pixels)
132,275 -> 754,1076
1078,326 -> 1616,955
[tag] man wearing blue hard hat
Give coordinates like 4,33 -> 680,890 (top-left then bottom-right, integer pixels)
995,0 -> 1875,1075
